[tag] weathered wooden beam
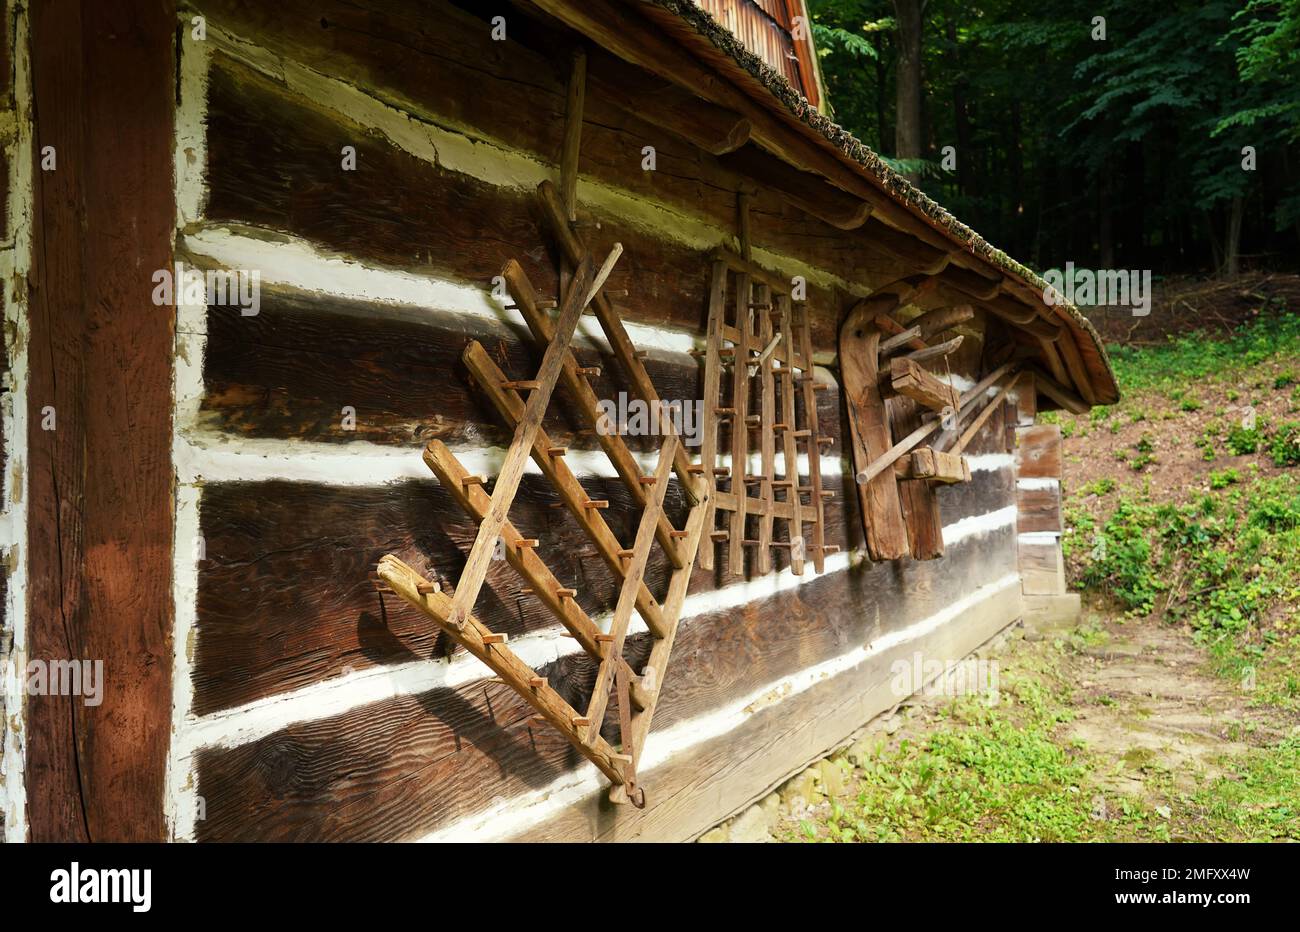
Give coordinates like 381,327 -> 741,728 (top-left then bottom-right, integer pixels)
911,447 -> 970,483
955,372 -> 1023,453
586,50 -> 752,155
1027,363 -> 1090,415
906,334 -> 963,362
855,363 -> 1016,487
720,145 -> 872,230
911,304 -> 974,340
560,47 -> 586,221
889,357 -> 960,412
840,306 -> 909,561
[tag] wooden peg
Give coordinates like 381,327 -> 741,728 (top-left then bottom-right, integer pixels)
710,531 -> 729,542
576,366 -> 601,377
461,475 -> 487,487
670,529 -> 690,539
716,407 -> 737,416
617,548 -> 635,559
712,467 -> 731,477
687,464 -> 707,474
513,538 -> 539,550
555,587 -> 577,600
583,499 -> 610,510
415,581 -> 437,594
572,716 -> 592,728
633,350 -> 649,359
637,476 -> 657,486
773,422 -> 790,430
546,446 -> 567,457
820,490 -> 835,499
528,676 -> 545,688
603,288 -> 628,298
817,436 -> 834,445
501,379 -> 542,391
792,428 -> 811,438
482,632 -> 508,645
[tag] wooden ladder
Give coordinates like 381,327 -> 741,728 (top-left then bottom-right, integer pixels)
696,249 -> 834,577
377,182 -> 709,806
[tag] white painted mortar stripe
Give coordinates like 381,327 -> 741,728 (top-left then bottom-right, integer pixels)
417,572 -> 1023,842
1016,477 -> 1059,491
1018,531 -> 1062,545
172,505 -> 1017,764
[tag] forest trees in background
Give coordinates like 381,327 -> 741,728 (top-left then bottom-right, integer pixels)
808,0 -> 1300,277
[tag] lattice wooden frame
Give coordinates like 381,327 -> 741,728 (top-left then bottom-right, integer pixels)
376,181 -> 710,807
695,249 -> 835,577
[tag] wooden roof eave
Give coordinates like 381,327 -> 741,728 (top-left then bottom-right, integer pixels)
524,0 -> 1119,407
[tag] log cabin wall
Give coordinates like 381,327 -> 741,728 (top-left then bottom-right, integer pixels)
0,0 -> 31,844
164,0 -> 1027,841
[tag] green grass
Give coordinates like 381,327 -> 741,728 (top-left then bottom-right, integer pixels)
1106,304 -> 1300,394
798,673 -> 1152,843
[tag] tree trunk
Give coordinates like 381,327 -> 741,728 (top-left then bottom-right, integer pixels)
1225,195 -> 1244,276
945,16 -> 972,198
874,31 -> 888,154
892,0 -> 925,182
1098,155 -> 1114,269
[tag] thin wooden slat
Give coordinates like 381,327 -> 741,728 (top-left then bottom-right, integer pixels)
728,269 -> 752,576
584,433 -> 679,743
756,283 -> 776,575
502,258 -> 683,567
698,261 -> 726,571
376,555 -> 626,785
777,293 -> 804,575
447,257 -> 595,629
560,48 -> 586,222
535,180 -> 700,498
463,342 -> 669,637
796,302 -> 828,572
423,440 -> 603,658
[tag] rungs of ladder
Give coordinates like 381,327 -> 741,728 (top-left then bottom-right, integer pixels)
687,464 -> 706,474
792,429 -> 811,438
716,407 -> 736,416
712,467 -> 731,477
709,531 -> 729,542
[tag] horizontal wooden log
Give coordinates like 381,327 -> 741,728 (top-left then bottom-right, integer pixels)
1019,539 -> 1066,596
193,520 -> 1018,841
521,579 -> 1023,840
1017,485 -> 1062,534
910,447 -> 970,483
1015,424 -> 1062,479
189,421 -> 1018,717
200,44 -> 858,348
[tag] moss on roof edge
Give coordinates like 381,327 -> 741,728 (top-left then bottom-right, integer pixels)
647,0 -> 1118,400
